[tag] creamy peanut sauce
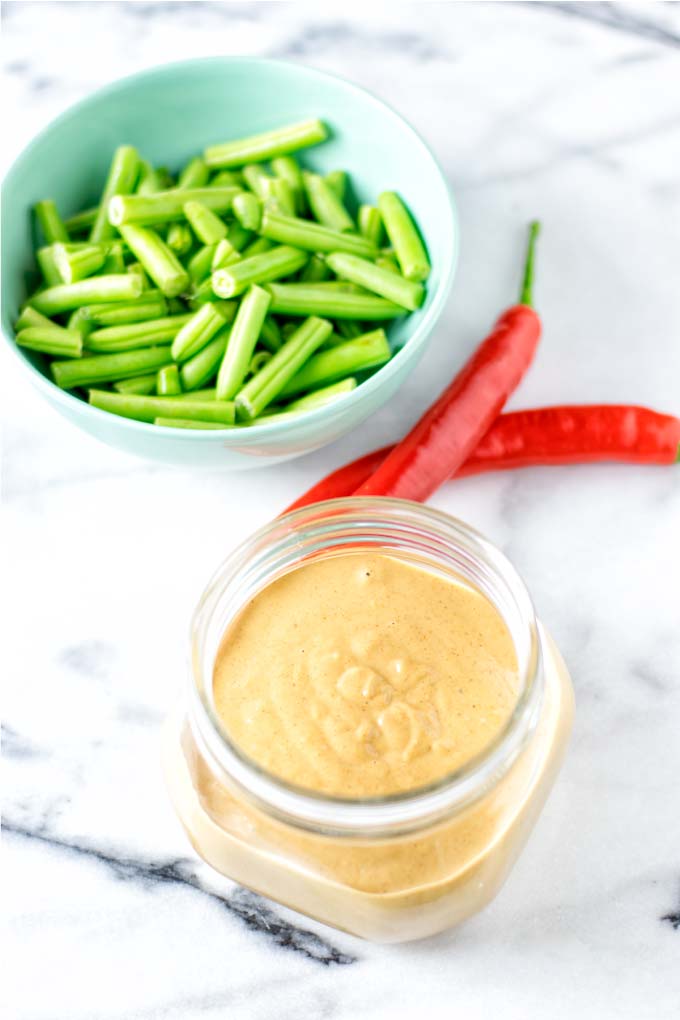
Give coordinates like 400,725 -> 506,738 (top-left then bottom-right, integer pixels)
212,552 -> 520,797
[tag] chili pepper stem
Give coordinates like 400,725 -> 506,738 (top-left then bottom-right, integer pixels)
519,220 -> 541,307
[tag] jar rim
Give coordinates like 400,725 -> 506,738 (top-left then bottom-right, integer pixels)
187,498 -> 545,837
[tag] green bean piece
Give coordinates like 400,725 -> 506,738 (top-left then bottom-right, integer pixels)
358,205 -> 384,247
108,187 -> 239,227
114,374 -> 158,395
136,163 -> 169,196
377,191 -> 430,282
325,252 -> 424,311
265,177 -> 296,217
242,164 -> 271,199
302,171 -> 354,232
216,285 -> 271,399
260,210 -> 376,258
178,156 -> 210,189
265,282 -> 404,320
335,319 -> 364,340
16,327 -> 83,358
53,243 -> 106,284
232,191 -> 262,231
285,376 -> 357,411
31,274 -> 143,315
86,315 -> 192,353
271,156 -> 304,213
127,261 -> 152,290
102,242 -> 126,275
205,119 -> 328,168
375,253 -> 400,274
52,346 -> 172,389
171,303 -> 228,362
84,293 -> 167,326
157,364 -> 182,396
89,389 -> 235,425
235,316 -> 332,420
167,223 -> 193,255
179,329 -> 230,390
176,387 -> 216,400
188,244 -> 218,284
91,145 -> 140,243
279,329 -> 391,398
325,170 -> 348,203
154,417 -> 227,430
212,245 -> 308,299
67,307 -> 94,340
184,200 -> 228,245
280,322 -> 298,341
248,351 -> 272,376
299,254 -> 331,283
119,225 -> 189,298
240,237 -> 273,260
210,170 -> 243,188
15,306 -> 58,331
212,239 -> 242,271
36,246 -> 62,287
34,199 -> 70,244
190,278 -> 220,305
226,222 -> 253,252
64,207 -> 97,234
259,315 -> 282,353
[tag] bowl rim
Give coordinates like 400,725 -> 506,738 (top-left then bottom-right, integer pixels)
1,55 -> 458,442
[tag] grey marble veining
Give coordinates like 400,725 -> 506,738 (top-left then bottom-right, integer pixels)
3,3 -> 680,1018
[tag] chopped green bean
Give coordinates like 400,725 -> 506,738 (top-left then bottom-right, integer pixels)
358,205 -> 384,247
325,170 -> 348,203
248,351 -> 272,376
178,156 -> 210,189
184,200 -> 228,245
64,207 -> 97,234
188,244 -> 218,284
154,417 -> 227,430
91,145 -> 140,243
31,274 -> 143,315
210,170 -> 243,188
242,164 -> 271,199
271,156 -> 304,213
212,245 -> 308,298
53,243 -> 106,284
240,237 -> 273,260
176,387 -> 216,400
226,222 -> 253,252
16,327 -> 83,358
119,224 -> 189,298
260,209 -> 376,257
52,346 -> 172,388
34,199 -> 70,244
232,191 -> 262,231
179,328 -> 229,390
114,374 -> 157,395
127,261 -> 152,290
108,187 -> 239,227
205,119 -> 328,168
36,246 -> 62,287
86,314 -> 192,353
89,389 -> 236,424
279,329 -> 391,397
84,293 -> 167,326
171,302 -> 228,362
157,364 -> 182,395
102,242 -> 126,275
136,163 -> 170,195
325,252 -> 424,311
216,285 -> 271,399
377,191 -> 430,282
167,223 -> 193,255
265,177 -> 296,217
375,253 -> 400,274
67,307 -> 94,340
266,282 -> 404,320
285,376 -> 357,410
212,239 -> 242,271
235,316 -> 332,420
303,171 -> 354,232
15,306 -> 58,331
259,315 -> 282,353
334,319 -> 364,339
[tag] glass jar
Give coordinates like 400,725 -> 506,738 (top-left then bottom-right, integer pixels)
163,499 -> 574,943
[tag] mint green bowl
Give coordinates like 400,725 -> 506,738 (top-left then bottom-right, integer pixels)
1,58 -> 457,469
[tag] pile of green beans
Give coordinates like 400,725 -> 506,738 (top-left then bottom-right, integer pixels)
14,119 -> 431,430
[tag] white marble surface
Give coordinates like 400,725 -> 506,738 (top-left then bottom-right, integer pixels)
3,3 -> 680,1018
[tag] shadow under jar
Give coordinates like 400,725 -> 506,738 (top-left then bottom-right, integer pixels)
163,499 -> 574,942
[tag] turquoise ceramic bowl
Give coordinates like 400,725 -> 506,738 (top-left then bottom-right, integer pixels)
2,58 -> 457,469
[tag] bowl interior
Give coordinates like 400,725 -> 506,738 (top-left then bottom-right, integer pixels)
1,58 -> 456,444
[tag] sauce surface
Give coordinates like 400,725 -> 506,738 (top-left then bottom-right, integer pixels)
212,551 -> 519,797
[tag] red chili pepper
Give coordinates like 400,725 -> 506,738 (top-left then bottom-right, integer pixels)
353,222 -> 542,502
285,405 -> 680,513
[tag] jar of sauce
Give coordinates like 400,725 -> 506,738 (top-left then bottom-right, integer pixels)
163,499 -> 573,942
